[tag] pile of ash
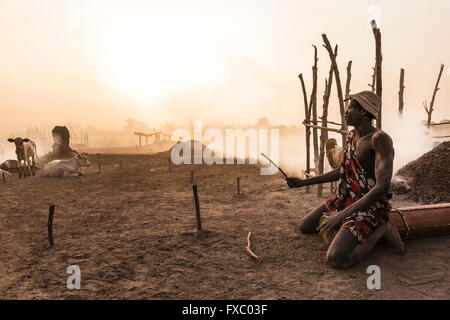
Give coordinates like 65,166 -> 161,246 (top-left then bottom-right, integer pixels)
392,141 -> 450,203
168,140 -> 216,164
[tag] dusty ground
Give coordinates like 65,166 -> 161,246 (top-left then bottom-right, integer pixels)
0,153 -> 449,300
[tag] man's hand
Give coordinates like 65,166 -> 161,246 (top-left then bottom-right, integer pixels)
286,177 -> 305,189
317,212 -> 342,233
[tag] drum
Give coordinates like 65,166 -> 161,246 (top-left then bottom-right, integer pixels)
318,215 -> 338,245
389,203 -> 450,239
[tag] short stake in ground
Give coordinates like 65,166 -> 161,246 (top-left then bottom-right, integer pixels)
237,176 -> 241,195
48,204 -> 56,247
192,184 -> 202,231
98,162 -> 102,173
2,173 -> 5,184
168,157 -> 171,171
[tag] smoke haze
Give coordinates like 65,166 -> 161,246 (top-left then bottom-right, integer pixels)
1,0 -> 449,169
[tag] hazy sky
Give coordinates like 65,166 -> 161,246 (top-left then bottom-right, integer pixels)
0,0 -> 449,133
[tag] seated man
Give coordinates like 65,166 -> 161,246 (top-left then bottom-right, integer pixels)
287,91 -> 405,269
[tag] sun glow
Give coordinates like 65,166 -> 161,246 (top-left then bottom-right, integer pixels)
110,34 -> 176,103
93,14 -> 229,109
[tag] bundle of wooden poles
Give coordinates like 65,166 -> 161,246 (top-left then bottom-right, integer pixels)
299,20 -> 445,198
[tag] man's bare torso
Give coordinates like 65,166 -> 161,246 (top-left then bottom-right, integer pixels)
354,129 -> 394,181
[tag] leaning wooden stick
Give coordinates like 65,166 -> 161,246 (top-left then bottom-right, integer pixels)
322,34 -> 348,145
260,153 -> 288,178
48,204 -> 56,247
425,64 -> 445,128
245,232 -> 259,260
299,73 -> 311,193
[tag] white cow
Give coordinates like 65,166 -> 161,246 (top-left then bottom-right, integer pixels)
7,137 -> 38,178
0,169 -> 12,176
42,153 -> 90,178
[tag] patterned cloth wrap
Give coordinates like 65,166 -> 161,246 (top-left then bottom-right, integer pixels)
323,129 -> 392,244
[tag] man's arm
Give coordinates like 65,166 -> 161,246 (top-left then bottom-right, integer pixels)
286,167 -> 340,188
327,131 -> 394,221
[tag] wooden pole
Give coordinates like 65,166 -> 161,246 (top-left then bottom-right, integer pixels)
317,79 -> 328,198
310,45 -> 319,176
344,60 -> 353,106
168,158 -> 171,171
298,73 -> 311,193
322,35 -> 348,146
399,68 -> 405,117
425,64 -> 445,128
337,58 -> 352,193
369,65 -> 376,93
120,160 -> 123,169
192,184 -> 202,231
429,121 -> 450,126
317,119 -> 342,127
237,176 -> 241,195
48,204 -> 55,247
98,162 -> 101,173
2,173 -> 5,184
191,170 -> 194,184
303,122 -> 348,135
324,54 -> 338,198
318,53 -> 336,198
371,20 -> 383,129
